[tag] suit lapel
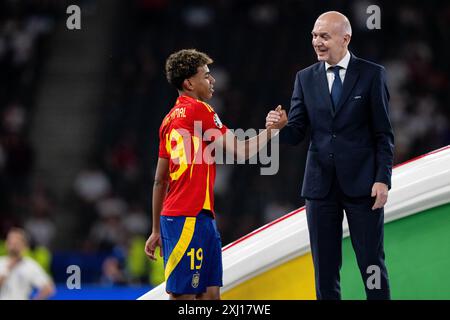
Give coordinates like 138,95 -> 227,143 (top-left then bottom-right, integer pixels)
334,54 -> 360,116
313,62 -> 334,117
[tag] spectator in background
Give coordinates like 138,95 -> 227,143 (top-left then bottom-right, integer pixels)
73,165 -> 111,204
123,202 -> 150,236
0,104 -> 34,196
89,196 -> 128,251
24,182 -> 56,248
0,227 -> 55,300
100,256 -> 128,287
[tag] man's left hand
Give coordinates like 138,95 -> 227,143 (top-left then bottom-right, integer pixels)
371,182 -> 389,210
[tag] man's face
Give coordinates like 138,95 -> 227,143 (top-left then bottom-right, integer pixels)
312,19 -> 349,65
188,65 -> 215,101
6,231 -> 26,257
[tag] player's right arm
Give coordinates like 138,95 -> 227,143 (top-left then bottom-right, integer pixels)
145,157 -> 169,261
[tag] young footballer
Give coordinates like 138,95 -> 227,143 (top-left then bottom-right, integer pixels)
144,49 -> 286,300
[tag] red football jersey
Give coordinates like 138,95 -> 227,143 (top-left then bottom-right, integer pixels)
158,95 -> 228,217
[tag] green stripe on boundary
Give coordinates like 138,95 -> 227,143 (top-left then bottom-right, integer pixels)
341,202 -> 450,299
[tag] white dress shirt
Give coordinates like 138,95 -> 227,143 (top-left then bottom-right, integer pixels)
325,50 -> 351,93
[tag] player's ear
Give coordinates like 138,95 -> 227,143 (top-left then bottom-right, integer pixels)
183,78 -> 194,91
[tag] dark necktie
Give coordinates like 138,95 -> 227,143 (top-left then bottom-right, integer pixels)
330,66 -> 343,112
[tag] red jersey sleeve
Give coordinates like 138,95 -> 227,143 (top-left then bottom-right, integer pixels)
158,121 -> 170,159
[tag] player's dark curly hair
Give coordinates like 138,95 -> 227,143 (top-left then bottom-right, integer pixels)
165,49 -> 213,90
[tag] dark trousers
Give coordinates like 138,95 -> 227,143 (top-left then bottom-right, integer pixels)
306,175 -> 391,300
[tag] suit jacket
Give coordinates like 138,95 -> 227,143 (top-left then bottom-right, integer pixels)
280,53 -> 394,199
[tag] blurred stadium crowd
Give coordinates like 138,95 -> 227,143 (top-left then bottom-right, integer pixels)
0,0 -> 59,276
0,0 -> 449,287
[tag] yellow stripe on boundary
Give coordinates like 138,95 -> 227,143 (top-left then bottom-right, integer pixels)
222,253 -> 316,300
164,217 -> 197,280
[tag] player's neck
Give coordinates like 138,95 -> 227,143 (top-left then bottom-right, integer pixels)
179,90 -> 200,101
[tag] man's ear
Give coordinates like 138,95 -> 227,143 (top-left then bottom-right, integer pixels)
182,78 -> 194,91
343,34 -> 351,46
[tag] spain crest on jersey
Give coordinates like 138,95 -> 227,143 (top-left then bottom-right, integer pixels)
192,272 -> 200,288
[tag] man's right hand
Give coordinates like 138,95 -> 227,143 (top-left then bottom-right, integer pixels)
144,232 -> 163,261
266,105 -> 288,130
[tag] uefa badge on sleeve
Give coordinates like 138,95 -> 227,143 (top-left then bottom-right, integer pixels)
192,272 -> 200,288
213,113 -> 223,129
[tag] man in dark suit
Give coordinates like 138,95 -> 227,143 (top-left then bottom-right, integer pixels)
266,11 -> 394,300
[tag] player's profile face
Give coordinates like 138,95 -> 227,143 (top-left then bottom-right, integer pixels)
189,65 -> 215,101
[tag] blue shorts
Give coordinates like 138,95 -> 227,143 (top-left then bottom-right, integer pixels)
160,210 -> 223,295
